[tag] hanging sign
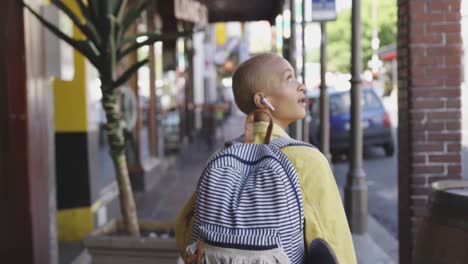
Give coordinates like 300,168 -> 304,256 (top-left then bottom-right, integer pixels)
311,0 -> 337,22
175,0 -> 208,27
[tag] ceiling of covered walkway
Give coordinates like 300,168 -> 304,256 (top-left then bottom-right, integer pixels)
199,0 -> 284,23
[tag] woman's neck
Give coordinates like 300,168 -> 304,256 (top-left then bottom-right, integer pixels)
253,113 -> 290,130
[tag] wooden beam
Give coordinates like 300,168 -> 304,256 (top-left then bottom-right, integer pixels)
0,0 -> 53,263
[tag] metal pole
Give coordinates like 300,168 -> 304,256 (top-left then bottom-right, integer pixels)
302,0 -> 310,143
147,6 -> 158,156
289,0 -> 303,141
289,0 -> 297,79
345,0 -> 368,234
319,22 -> 332,163
301,0 -> 306,84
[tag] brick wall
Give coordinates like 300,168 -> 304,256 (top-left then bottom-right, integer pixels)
398,0 -> 463,263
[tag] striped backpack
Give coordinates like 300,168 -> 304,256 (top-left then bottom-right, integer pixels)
187,111 -> 314,264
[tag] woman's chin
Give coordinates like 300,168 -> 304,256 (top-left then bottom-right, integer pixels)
289,113 -> 306,123
298,109 -> 307,119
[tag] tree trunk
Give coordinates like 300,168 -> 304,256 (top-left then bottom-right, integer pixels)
101,86 -> 140,237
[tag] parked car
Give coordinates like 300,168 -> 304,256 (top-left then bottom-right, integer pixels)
308,87 -> 394,157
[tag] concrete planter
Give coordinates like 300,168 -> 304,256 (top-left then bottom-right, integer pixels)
83,219 -> 180,264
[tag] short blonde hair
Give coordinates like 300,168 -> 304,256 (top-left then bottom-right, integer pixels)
232,53 -> 280,114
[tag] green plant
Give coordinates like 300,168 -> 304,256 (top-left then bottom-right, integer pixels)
23,0 -> 193,237
326,0 -> 397,73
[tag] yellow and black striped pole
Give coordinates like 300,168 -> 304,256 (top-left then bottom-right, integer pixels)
53,0 -> 103,241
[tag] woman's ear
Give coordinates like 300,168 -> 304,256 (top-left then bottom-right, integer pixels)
253,92 -> 267,110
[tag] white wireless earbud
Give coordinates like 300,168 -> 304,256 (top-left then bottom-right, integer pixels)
261,97 -> 276,112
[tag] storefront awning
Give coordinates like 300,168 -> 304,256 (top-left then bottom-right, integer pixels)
200,0 -> 284,23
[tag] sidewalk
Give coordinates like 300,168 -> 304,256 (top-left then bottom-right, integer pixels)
135,110 -> 244,222
69,110 -> 398,263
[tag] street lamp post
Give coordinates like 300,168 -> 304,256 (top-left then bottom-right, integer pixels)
319,22 -> 332,163
345,0 -> 368,234
302,0 -> 310,143
290,0 -> 303,141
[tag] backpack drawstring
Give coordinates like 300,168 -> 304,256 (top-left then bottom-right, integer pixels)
186,240 -> 204,264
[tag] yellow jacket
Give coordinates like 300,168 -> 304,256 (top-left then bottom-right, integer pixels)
175,121 -> 357,264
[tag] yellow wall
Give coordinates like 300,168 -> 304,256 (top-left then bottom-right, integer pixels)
57,207 -> 94,241
53,0 -> 88,133
215,23 -> 226,46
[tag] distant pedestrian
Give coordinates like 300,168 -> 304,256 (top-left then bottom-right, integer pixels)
175,53 -> 356,264
200,104 -> 216,150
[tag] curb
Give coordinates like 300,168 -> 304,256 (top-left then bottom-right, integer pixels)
352,214 -> 398,264
368,215 -> 399,262
70,249 -> 91,264
338,190 -> 398,263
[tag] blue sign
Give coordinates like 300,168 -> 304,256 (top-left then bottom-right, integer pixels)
311,0 -> 337,22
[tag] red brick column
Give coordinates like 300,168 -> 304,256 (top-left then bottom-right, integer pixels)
397,0 -> 463,263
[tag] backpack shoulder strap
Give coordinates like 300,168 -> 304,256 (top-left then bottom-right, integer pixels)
270,137 -> 316,150
225,136 -> 317,150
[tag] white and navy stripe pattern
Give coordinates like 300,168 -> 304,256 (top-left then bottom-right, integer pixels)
192,137 -> 315,264
199,224 -> 282,250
